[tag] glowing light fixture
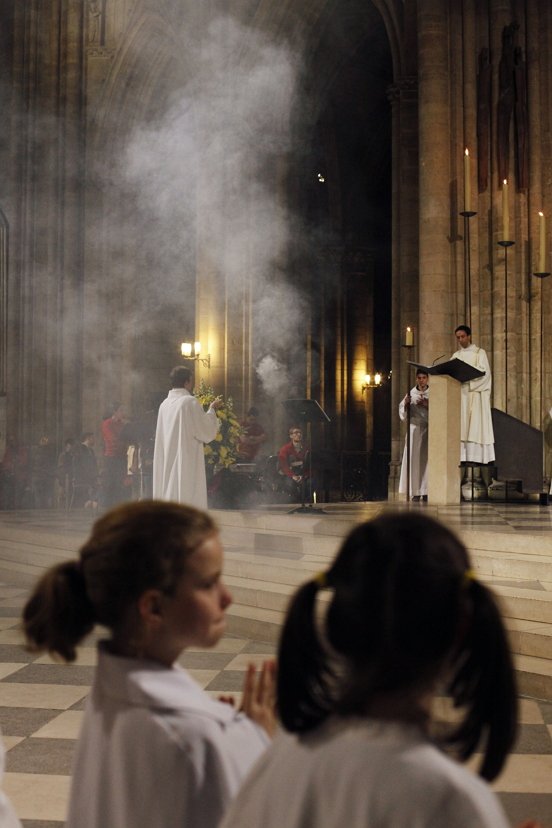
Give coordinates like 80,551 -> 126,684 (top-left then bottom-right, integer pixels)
362,372 -> 388,393
180,341 -> 211,369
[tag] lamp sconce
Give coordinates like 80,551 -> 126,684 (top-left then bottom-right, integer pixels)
181,341 -> 211,369
362,372 -> 385,393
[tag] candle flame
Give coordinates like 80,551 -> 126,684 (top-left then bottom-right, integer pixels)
464,148 -> 469,157
539,211 -> 544,217
503,179 -> 507,186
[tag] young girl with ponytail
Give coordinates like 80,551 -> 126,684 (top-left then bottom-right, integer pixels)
23,501 -> 275,828
222,512 -> 518,828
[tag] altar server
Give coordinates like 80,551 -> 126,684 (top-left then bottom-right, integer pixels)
221,512 -> 517,828
23,501 -> 274,828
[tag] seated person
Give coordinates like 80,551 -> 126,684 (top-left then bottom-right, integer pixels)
278,426 -> 309,500
237,407 -> 267,463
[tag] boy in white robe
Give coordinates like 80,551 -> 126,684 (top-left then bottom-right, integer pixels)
452,325 -> 495,464
398,369 -> 429,500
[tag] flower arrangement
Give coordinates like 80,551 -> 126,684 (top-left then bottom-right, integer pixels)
195,380 -> 243,469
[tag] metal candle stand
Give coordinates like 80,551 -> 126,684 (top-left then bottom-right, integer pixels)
460,209 -> 476,501
532,270 -> 550,501
460,210 -> 477,328
498,240 -> 515,413
401,342 -> 414,501
532,270 -> 550,426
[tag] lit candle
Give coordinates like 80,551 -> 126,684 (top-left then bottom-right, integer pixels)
463,148 -> 471,213
194,341 -> 201,355
539,212 -> 546,273
405,327 -> 414,347
313,491 -> 317,504
502,179 -> 509,241
181,342 -> 192,357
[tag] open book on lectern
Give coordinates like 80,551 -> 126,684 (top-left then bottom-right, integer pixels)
407,359 -> 484,383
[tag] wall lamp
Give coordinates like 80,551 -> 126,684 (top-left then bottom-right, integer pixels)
362,371 -> 390,393
180,341 -> 211,369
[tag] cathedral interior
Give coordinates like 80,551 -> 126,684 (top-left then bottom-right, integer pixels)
2,0 -> 552,499
0,4 -> 551,825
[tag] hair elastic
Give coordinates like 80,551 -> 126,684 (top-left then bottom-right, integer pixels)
314,570 -> 328,589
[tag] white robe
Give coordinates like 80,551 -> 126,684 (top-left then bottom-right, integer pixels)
66,645 -> 269,828
398,385 -> 429,496
451,344 -> 495,463
221,718 -> 509,828
153,388 -> 220,509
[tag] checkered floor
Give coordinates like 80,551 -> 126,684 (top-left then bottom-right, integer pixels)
0,504 -> 550,825
0,600 -> 549,825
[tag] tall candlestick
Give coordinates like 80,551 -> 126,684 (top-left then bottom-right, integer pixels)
405,327 -> 413,347
502,179 -> 509,241
463,148 -> 471,213
539,212 -> 546,273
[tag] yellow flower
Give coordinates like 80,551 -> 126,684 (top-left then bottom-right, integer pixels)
215,432 -> 223,442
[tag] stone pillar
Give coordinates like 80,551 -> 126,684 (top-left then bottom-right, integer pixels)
6,1 -> 86,446
388,75 -> 419,496
417,1 -> 453,363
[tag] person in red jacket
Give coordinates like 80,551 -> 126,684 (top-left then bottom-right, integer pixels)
278,426 -> 308,501
100,403 -> 128,509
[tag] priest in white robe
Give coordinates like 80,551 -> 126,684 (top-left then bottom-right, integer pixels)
399,369 -> 429,500
153,366 -> 222,509
452,325 -> 495,464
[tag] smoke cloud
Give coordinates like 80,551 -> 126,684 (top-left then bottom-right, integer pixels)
112,12 -> 307,399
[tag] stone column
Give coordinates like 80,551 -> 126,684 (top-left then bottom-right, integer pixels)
417,1 -> 453,363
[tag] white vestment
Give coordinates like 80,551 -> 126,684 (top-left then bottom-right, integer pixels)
398,384 -> 429,496
66,645 -> 269,828
221,718 -> 509,828
153,388 -> 220,509
451,344 -> 495,463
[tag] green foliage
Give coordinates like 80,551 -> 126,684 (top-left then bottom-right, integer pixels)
196,380 -> 243,468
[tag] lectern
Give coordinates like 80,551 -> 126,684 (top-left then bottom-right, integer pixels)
408,360 -> 484,504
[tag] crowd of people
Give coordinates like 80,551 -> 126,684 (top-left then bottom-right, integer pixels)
0,433 -> 100,511
0,403 -> 157,512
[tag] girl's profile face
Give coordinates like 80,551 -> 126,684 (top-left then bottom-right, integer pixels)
161,532 -> 232,653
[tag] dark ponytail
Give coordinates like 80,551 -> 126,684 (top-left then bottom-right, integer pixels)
23,561 -> 96,662
277,579 -> 336,732
276,512 -> 518,782
446,579 -> 518,781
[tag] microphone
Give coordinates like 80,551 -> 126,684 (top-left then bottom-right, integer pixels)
432,354 -> 446,365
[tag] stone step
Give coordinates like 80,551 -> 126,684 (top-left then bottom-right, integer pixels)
494,584 -> 552,625
472,548 -> 552,582
505,619 -> 552,659
0,511 -> 550,699
514,654 -> 552,701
